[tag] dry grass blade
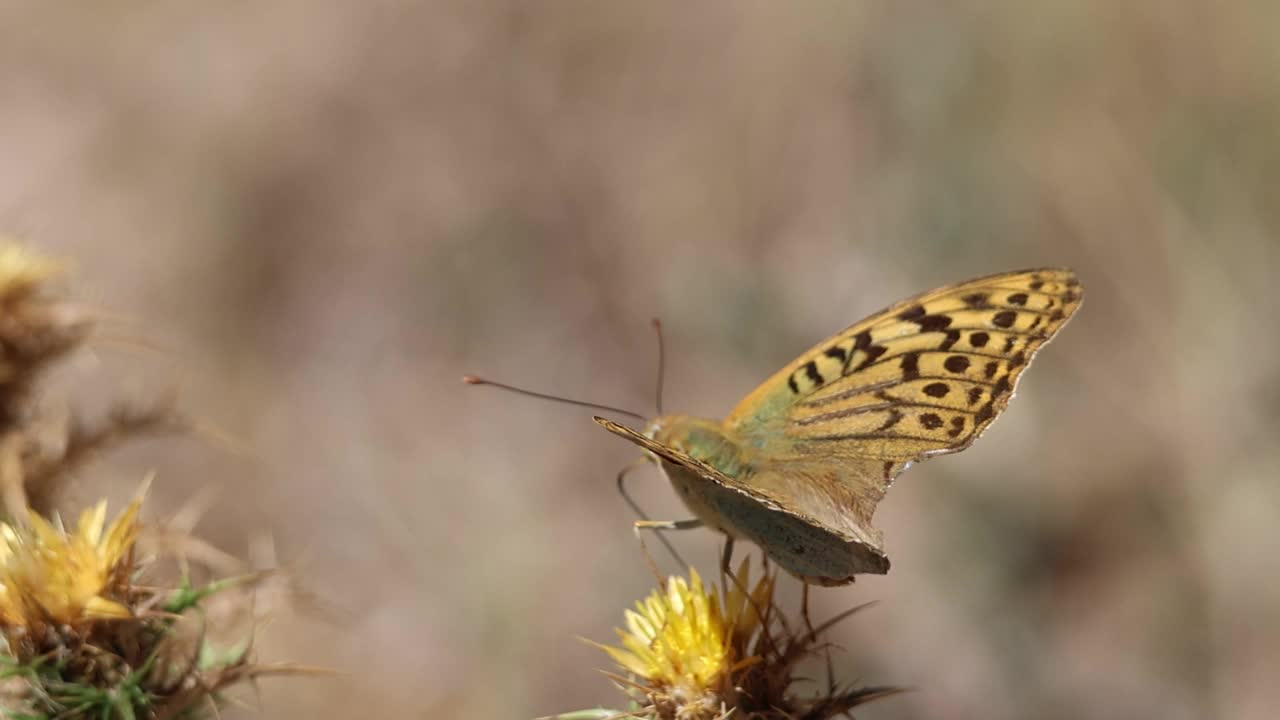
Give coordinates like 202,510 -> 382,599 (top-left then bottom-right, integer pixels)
151,664 -> 338,720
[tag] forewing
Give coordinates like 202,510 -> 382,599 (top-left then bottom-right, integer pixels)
727,268 -> 1082,463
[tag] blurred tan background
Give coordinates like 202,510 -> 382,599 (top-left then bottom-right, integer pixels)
2,2 -> 1278,718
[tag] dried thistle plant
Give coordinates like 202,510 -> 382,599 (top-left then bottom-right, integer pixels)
0,240 -> 309,719
0,240 -> 185,520
0,493 -> 312,719
552,558 -> 901,720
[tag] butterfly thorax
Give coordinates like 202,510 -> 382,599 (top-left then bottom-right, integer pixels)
646,416 -> 752,480
643,415 -> 756,537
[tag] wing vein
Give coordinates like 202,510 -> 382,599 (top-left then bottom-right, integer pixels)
795,400 -> 984,427
803,432 -> 965,444
804,375 -> 1006,407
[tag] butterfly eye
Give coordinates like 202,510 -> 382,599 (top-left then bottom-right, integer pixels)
644,419 -> 665,440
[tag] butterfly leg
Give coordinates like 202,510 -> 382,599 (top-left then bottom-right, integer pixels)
719,536 -> 735,591
801,581 -> 810,629
633,519 -> 703,584
616,460 -> 687,568
800,583 -> 837,694
634,519 -> 704,531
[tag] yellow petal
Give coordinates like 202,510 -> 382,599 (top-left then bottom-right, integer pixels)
602,645 -> 650,677
77,500 -> 108,546
624,608 -> 656,641
83,595 -> 131,620
101,499 -> 142,562
27,512 -> 59,546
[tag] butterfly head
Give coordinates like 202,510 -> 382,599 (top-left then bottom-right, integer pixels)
640,416 -> 664,441
643,415 -> 709,448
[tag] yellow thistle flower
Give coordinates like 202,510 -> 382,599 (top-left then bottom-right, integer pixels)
570,558 -> 899,720
594,561 -> 774,720
0,497 -> 141,631
0,242 -> 61,300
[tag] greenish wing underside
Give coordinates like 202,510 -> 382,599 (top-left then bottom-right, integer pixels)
594,416 -> 889,575
595,416 -> 886,546
593,416 -> 791,516
726,268 -> 1083,465
593,417 -> 862,538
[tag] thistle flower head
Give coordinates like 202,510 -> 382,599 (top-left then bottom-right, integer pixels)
601,565 -> 771,717
0,497 -> 140,636
0,242 -> 61,303
579,558 -> 896,720
0,238 -> 301,719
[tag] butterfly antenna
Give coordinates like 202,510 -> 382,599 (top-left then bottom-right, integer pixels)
651,317 -> 665,416
462,376 -> 646,422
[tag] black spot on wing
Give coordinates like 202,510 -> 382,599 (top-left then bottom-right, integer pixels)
948,416 -> 965,438
940,330 -> 961,351
824,345 -> 848,363
804,361 -> 825,386
919,413 -> 944,430
975,402 -> 995,425
876,409 -> 904,432
992,310 -> 1018,328
900,352 -> 921,380
923,382 -> 950,398
848,330 -> 887,372
916,314 -> 953,332
898,305 -> 926,320
993,375 -> 1011,398
855,344 -> 887,371
1007,292 -> 1029,306
984,361 -> 1000,379
967,387 -> 984,405
788,376 -> 800,394
969,331 -> 989,348
962,292 -> 990,308
944,355 -> 971,374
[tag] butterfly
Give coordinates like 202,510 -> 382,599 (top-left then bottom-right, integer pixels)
596,268 -> 1082,585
